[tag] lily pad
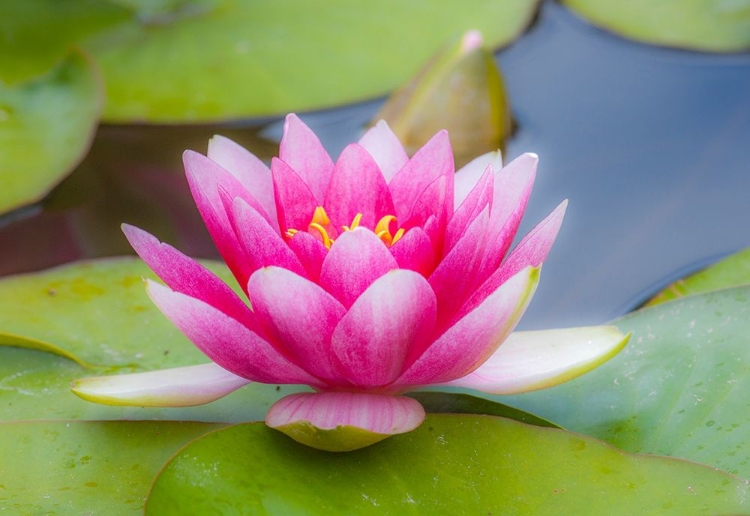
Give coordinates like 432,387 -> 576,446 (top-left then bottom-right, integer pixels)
502,286 -> 750,478
562,0 -> 750,52
647,247 -> 750,306
0,50 -> 102,214
0,420 -> 222,514
87,0 -> 540,122
146,416 -> 750,515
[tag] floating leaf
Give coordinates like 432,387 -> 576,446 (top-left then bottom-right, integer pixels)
562,0 -> 750,52
0,50 -> 102,215
146,416 -> 750,515
502,286 -> 750,478
647,248 -> 750,306
87,0 -> 540,122
0,420 -> 222,514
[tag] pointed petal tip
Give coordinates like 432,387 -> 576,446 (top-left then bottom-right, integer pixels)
461,30 -> 484,52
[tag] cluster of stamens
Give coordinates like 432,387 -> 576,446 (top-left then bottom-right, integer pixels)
285,207 -> 404,249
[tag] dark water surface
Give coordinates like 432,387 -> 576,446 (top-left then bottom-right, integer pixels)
2,2 -> 749,329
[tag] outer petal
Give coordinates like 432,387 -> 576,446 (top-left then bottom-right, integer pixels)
319,228 -> 398,308
323,143 -> 395,230
331,270 -> 437,387
207,135 -> 278,230
266,392 -> 425,452
271,157 -> 319,233
146,280 -> 321,386
247,267 -> 347,383
441,326 -> 630,394
453,150 -> 502,209
389,227 -> 435,276
71,363 -> 249,407
279,114 -> 334,204
396,267 -> 540,387
358,120 -> 409,182
444,165 -> 493,254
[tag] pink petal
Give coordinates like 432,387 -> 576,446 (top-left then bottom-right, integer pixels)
389,227 -> 436,277
71,363 -> 249,407
225,196 -> 306,277
358,120 -> 409,182
122,224 -> 256,330
271,157 -> 319,233
266,392 -> 425,450
319,228 -> 398,308
247,267 -> 347,383
323,143 -> 395,230
401,175 -> 450,252
389,130 -> 454,223
331,270 -> 437,387
146,280 -> 321,386
444,165 -> 494,254
287,231 -> 329,283
396,266 -> 540,387
207,135 -> 278,231
279,114 -> 334,204
441,326 -> 629,394
454,150 -> 502,209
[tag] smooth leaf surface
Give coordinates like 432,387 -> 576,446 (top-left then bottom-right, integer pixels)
648,247 -> 750,306
0,420 -> 222,515
88,0 -> 539,122
502,286 -> 750,478
562,0 -> 750,52
0,51 -> 102,214
146,416 -> 750,515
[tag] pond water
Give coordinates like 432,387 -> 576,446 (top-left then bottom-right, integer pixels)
1,1 -> 749,329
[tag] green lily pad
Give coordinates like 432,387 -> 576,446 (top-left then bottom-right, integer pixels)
146,416 -> 750,515
0,420 -> 222,514
87,0 -> 540,122
502,286 -> 750,478
562,0 -> 750,52
647,248 -> 750,306
0,50 -> 102,215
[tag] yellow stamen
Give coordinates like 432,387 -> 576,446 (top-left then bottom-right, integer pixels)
375,215 -> 397,235
342,213 -> 363,232
392,228 -> 405,245
285,229 -> 299,239
309,223 -> 334,249
311,206 -> 331,226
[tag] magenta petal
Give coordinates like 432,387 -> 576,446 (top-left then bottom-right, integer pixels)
247,267 -> 347,383
146,280 -> 321,386
287,231 -> 329,283
207,135 -> 278,231
454,150 -> 502,209
358,120 -> 409,182
390,227 -> 435,277
331,270 -> 437,387
226,197 -> 307,277
271,157 -> 319,233
279,114 -> 334,204
319,228 -> 398,308
324,143 -> 395,230
396,267 -> 540,387
122,224 -> 256,330
444,165 -> 494,254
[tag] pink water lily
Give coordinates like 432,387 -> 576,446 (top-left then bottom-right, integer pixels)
72,114 -> 628,451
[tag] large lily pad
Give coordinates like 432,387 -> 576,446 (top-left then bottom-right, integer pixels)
502,286 -> 750,478
0,51 -> 102,214
562,0 -> 750,52
0,420 -> 222,514
88,0 -> 540,122
146,416 -> 750,515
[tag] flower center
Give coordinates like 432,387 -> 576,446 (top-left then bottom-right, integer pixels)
285,207 -> 404,249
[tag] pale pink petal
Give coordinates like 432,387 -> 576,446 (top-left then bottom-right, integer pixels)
226,196 -> 306,277
247,267 -> 347,383
331,270 -> 437,387
279,114 -> 334,204
271,157 -> 320,234
441,326 -> 629,394
146,280 -> 321,386
71,363 -> 249,407
287,231 -> 328,282
358,120 -> 409,182
396,266 -> 540,387
319,228 -> 398,308
207,135 -> 278,230
122,224 -> 255,330
266,392 -> 425,450
389,227 -> 436,277
454,150 -> 502,209
323,143 -> 395,230
389,130 -> 454,222
444,165 -> 493,254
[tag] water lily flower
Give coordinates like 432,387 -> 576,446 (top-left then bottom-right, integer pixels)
71,114 -> 628,451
